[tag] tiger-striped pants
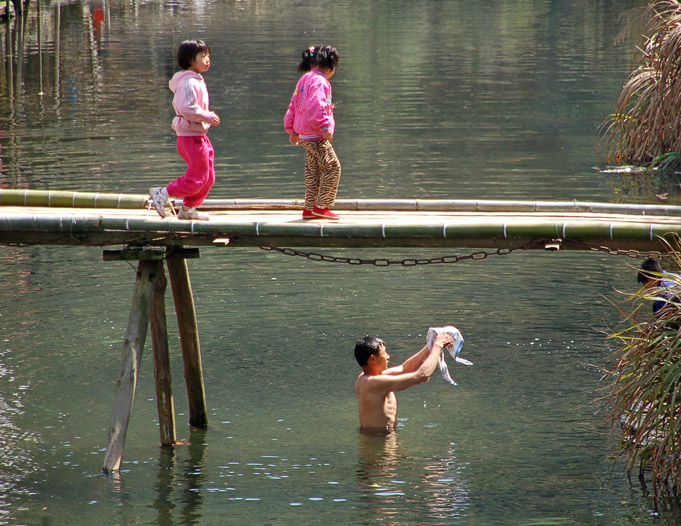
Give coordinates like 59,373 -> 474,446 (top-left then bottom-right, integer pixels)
301,139 -> 341,211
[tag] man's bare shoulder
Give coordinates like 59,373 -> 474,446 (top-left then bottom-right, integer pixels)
356,371 -> 383,393
356,371 -> 374,390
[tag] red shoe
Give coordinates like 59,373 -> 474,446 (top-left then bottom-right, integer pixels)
302,209 -> 315,220
312,206 -> 339,220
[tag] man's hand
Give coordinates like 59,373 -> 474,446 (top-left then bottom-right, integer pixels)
432,333 -> 453,350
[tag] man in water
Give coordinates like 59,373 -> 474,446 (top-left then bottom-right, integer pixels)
354,333 -> 453,433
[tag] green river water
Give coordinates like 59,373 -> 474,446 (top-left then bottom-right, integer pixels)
1,1 -> 679,524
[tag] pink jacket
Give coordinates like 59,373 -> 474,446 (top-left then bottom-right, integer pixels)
169,70 -> 216,136
284,69 -> 335,141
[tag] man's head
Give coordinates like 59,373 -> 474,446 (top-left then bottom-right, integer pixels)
354,336 -> 386,368
638,258 -> 663,286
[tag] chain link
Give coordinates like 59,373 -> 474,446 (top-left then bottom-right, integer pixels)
562,239 -> 673,259
231,237 -> 541,266
0,234 -> 673,262
229,236 -> 674,266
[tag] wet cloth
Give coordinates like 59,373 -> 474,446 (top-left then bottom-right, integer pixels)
426,326 -> 471,386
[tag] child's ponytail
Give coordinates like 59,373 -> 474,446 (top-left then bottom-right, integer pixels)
298,46 -> 316,73
297,45 -> 339,74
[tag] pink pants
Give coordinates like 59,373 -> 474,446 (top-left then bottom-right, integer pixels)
167,135 -> 215,208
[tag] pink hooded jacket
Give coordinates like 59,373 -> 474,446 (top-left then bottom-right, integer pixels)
284,69 -> 335,141
169,70 -> 216,136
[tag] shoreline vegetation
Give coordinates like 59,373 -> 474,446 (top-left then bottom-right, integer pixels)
602,0 -> 681,174
605,237 -> 681,513
602,0 -> 681,513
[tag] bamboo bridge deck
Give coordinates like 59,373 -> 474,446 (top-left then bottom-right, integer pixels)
2,189 -> 681,252
5,189 -> 681,473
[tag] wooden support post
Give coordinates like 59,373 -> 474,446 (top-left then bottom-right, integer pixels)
103,260 -> 158,473
149,261 -> 176,447
166,258 -> 208,428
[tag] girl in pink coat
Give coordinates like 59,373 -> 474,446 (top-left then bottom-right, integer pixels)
149,39 -> 221,220
284,45 -> 341,220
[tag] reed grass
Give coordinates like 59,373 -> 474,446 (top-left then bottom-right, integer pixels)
605,238 -> 681,511
602,0 -> 681,170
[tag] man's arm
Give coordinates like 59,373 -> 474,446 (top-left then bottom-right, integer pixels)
395,345 -> 430,374
375,333 -> 453,391
386,333 -> 453,375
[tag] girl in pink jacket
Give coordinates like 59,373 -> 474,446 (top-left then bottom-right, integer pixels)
149,39 -> 221,220
284,46 -> 341,220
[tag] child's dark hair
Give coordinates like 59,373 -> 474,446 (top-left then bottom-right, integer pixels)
298,45 -> 340,73
638,257 -> 663,284
177,39 -> 210,70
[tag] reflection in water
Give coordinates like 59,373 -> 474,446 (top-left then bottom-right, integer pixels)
0,354 -> 39,524
357,431 -> 402,525
357,429 -> 400,481
357,432 -> 468,523
154,449 -> 177,526
0,0 -> 674,524
423,445 -> 469,521
179,427 -> 207,526
153,427 -> 207,526
0,247 -> 41,522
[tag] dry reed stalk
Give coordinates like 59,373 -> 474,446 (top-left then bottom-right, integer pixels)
603,1 -> 681,169
604,235 -> 681,512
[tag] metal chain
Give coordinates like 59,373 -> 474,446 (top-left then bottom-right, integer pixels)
232,238 -> 538,266
562,239 -> 673,259
231,236 -> 674,266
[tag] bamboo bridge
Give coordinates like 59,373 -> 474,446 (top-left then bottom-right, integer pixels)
3,188 -> 681,474
3,188 -> 681,251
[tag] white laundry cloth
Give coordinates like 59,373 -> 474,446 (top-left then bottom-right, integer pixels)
426,326 -> 471,386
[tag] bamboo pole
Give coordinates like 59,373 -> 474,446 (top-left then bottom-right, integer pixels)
2,215 -> 681,251
0,188 -> 147,209
3,190 -> 681,251
166,257 -> 207,428
199,197 -> 681,217
149,261 -> 176,448
103,260 -> 157,473
5,189 -> 681,217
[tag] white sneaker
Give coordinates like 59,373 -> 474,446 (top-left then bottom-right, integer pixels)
149,187 -> 170,218
177,206 -> 209,221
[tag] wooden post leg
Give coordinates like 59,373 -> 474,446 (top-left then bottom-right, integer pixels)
102,260 -> 157,473
166,258 -> 207,428
150,261 -> 176,447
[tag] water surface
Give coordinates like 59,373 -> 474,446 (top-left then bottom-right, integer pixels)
1,1 -> 676,524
